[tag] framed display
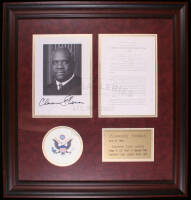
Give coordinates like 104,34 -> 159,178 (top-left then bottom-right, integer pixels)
2,1 -> 188,198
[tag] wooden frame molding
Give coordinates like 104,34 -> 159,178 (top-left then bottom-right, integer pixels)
2,1 -> 188,198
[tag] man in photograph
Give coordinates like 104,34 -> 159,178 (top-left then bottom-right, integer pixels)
44,47 -> 81,95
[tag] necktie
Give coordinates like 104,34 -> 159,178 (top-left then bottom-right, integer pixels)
57,83 -> 63,91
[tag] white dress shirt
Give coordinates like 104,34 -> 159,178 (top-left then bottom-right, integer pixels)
56,74 -> 74,91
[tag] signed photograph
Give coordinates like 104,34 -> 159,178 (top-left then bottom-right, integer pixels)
33,34 -> 92,118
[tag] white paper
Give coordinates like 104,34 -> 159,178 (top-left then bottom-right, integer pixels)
32,34 -> 92,118
99,34 -> 157,117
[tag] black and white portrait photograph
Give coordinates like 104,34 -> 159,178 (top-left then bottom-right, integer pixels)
43,44 -> 82,95
32,34 -> 92,117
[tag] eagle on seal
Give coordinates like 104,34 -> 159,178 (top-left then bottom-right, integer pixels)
52,135 -> 72,155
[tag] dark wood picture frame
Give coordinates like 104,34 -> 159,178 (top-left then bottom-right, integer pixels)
2,1 -> 188,198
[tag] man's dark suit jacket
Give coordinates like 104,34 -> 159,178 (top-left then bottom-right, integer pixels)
44,76 -> 81,95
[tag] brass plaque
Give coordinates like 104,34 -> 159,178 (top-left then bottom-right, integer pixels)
102,128 -> 154,162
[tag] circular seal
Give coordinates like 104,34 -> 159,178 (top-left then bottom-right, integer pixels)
42,126 -> 83,167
